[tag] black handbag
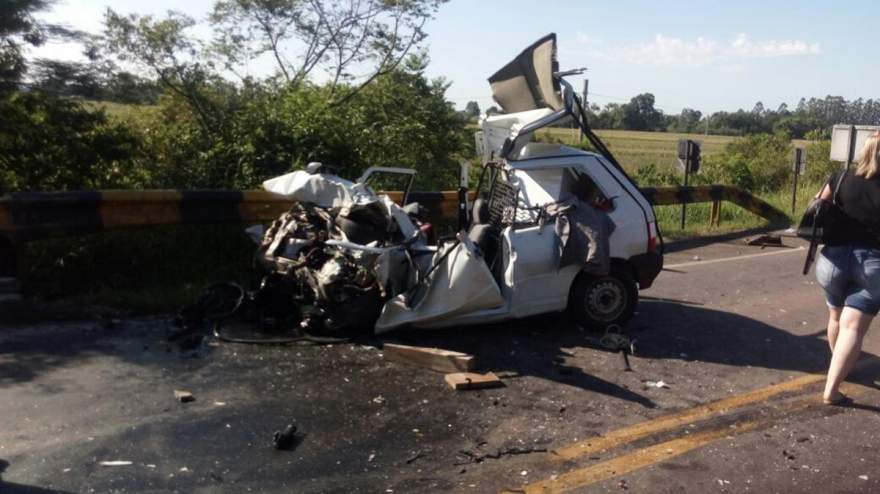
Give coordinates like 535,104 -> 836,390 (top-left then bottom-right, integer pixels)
798,171 -> 848,275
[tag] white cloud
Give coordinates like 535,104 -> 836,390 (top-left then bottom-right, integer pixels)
617,34 -> 717,66
577,33 -> 821,67
729,33 -> 821,58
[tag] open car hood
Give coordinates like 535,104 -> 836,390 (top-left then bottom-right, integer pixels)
488,33 -> 564,113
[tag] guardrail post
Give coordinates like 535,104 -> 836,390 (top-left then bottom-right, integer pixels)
709,200 -> 721,227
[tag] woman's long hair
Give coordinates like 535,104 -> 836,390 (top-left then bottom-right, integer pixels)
856,132 -> 880,179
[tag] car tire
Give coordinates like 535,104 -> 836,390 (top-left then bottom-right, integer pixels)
568,266 -> 638,332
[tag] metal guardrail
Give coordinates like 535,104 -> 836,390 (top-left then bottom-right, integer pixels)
0,186 -> 787,276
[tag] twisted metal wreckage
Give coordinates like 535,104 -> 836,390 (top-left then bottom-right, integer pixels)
176,33 -> 663,341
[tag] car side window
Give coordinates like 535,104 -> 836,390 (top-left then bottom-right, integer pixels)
565,168 -> 614,212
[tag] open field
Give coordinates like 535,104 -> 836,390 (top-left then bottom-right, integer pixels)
539,127 -> 739,172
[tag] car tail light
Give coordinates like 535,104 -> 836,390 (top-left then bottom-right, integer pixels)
647,221 -> 658,252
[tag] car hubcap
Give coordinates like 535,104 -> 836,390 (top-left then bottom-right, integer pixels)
586,279 -> 626,322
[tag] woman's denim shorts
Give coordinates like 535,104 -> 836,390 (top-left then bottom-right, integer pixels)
816,244 -> 880,315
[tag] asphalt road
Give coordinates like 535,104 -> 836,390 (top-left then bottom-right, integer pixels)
2,234 -> 880,494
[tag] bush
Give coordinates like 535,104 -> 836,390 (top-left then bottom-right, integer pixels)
0,92 -> 143,192
698,133 -> 792,191
632,163 -> 681,186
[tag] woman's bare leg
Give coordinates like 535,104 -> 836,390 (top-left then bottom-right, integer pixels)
823,307 -> 873,401
827,306 -> 842,351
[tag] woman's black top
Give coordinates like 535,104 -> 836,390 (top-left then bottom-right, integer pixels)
828,170 -> 880,249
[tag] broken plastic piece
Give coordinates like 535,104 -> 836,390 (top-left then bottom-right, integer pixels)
273,423 -> 299,450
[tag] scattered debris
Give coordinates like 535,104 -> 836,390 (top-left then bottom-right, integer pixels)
405,451 -> 425,464
643,380 -> 670,389
746,234 -> 783,248
383,343 -> 475,373
99,461 -> 133,467
174,390 -> 195,403
618,479 -> 628,490
454,446 -> 547,465
273,423 -> 299,450
445,372 -> 504,390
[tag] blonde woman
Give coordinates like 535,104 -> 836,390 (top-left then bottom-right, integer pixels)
815,131 -> 880,404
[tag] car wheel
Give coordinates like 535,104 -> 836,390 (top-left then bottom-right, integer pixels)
568,266 -> 638,331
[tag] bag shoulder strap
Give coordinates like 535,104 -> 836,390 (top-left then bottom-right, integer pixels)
831,169 -> 847,205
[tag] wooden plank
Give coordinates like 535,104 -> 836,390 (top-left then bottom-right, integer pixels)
444,372 -> 504,390
382,343 -> 475,373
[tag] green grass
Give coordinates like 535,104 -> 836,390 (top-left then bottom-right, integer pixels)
81,100 -> 159,124
539,127 -> 738,172
654,181 -> 822,240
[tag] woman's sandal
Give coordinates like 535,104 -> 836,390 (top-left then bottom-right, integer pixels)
822,391 -> 853,406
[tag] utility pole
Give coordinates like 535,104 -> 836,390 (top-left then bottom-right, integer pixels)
579,79 -> 589,142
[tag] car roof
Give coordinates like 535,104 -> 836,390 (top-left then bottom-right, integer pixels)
506,144 -> 603,170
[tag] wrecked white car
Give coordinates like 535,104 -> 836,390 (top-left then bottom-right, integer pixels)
248,33 -> 663,335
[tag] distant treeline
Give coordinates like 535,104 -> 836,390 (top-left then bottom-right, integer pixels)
586,93 -> 877,138
475,93 -> 878,139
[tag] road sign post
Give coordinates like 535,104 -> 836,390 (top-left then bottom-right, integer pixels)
792,147 -> 805,215
677,140 -> 701,229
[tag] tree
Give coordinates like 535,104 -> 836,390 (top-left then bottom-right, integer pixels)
208,0 -> 447,103
104,10 -> 222,138
670,108 -> 702,133
621,93 -> 663,131
463,100 -> 480,120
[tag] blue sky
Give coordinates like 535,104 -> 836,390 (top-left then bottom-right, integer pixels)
32,0 -> 876,115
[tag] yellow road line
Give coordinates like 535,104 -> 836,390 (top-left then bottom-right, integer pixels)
552,373 -> 824,461
510,386 -> 866,494
664,246 -> 804,269
510,420 -> 764,494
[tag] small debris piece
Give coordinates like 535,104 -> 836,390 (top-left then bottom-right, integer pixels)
445,372 -> 504,391
372,395 -> 386,405
618,479 -> 628,490
174,390 -> 195,403
405,452 -> 424,464
99,461 -> 133,467
746,234 -> 783,247
520,470 -> 528,476
454,446 -> 547,465
383,343 -> 475,373
783,449 -> 796,460
859,475 -> 869,481
643,380 -> 670,389
273,423 -> 298,450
